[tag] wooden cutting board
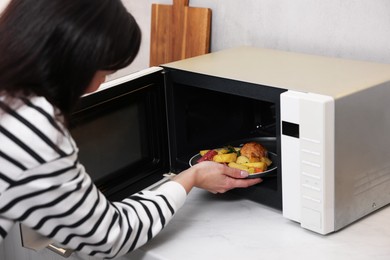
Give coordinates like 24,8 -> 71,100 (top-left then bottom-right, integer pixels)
150,0 -> 211,67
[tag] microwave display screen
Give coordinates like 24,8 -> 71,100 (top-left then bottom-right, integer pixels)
282,121 -> 300,138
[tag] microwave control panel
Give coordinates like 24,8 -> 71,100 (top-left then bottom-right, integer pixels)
280,90 -> 335,235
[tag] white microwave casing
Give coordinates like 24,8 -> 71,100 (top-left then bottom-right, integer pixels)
164,46 -> 390,234
281,91 -> 335,234
281,82 -> 390,234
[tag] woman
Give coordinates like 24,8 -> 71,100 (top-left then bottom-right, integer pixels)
0,0 -> 262,258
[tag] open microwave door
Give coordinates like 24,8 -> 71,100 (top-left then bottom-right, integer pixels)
20,67 -> 170,258
70,67 -> 169,201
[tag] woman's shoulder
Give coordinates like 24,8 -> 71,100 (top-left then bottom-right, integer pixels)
1,95 -> 58,117
1,95 -> 66,136
0,95 -> 76,172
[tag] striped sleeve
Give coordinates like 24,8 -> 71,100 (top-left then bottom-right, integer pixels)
0,96 -> 187,258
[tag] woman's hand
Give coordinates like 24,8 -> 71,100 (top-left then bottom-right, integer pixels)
172,161 -> 263,194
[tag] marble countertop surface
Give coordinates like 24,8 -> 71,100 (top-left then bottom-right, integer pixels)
128,188 -> 390,260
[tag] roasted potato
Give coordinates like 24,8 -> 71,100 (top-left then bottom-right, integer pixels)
200,150 -> 210,156
236,155 -> 250,164
228,162 -> 248,171
213,153 -> 237,163
228,162 -> 256,173
242,161 -> 267,171
261,156 -> 272,166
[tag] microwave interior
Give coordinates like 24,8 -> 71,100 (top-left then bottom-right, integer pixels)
164,68 -> 286,209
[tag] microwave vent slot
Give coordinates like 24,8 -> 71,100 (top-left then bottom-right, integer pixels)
353,163 -> 390,196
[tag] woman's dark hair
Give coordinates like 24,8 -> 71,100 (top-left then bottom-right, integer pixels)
0,0 -> 141,115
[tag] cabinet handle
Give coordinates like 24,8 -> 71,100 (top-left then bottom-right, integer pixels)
47,244 -> 73,258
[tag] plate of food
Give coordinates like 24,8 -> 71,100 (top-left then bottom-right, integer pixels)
189,141 -> 277,178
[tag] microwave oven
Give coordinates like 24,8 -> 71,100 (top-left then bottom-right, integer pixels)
69,46 -> 390,236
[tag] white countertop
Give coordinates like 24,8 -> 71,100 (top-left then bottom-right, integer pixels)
129,187 -> 390,260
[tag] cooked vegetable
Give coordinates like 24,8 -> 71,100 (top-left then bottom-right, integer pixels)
242,162 -> 267,171
200,150 -> 210,156
236,155 -> 250,164
226,145 -> 237,154
213,153 -> 237,163
197,150 -> 218,163
228,162 -> 248,171
197,142 -> 272,175
228,162 -> 256,173
261,156 -> 272,166
216,148 -> 229,154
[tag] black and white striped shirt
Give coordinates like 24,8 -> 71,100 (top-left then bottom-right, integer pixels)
0,95 -> 186,258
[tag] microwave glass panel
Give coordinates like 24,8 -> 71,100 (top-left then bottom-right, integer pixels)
71,99 -> 145,182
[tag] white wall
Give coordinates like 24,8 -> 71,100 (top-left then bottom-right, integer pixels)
0,0 -> 8,13
2,0 -> 390,78
119,0 -> 390,78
